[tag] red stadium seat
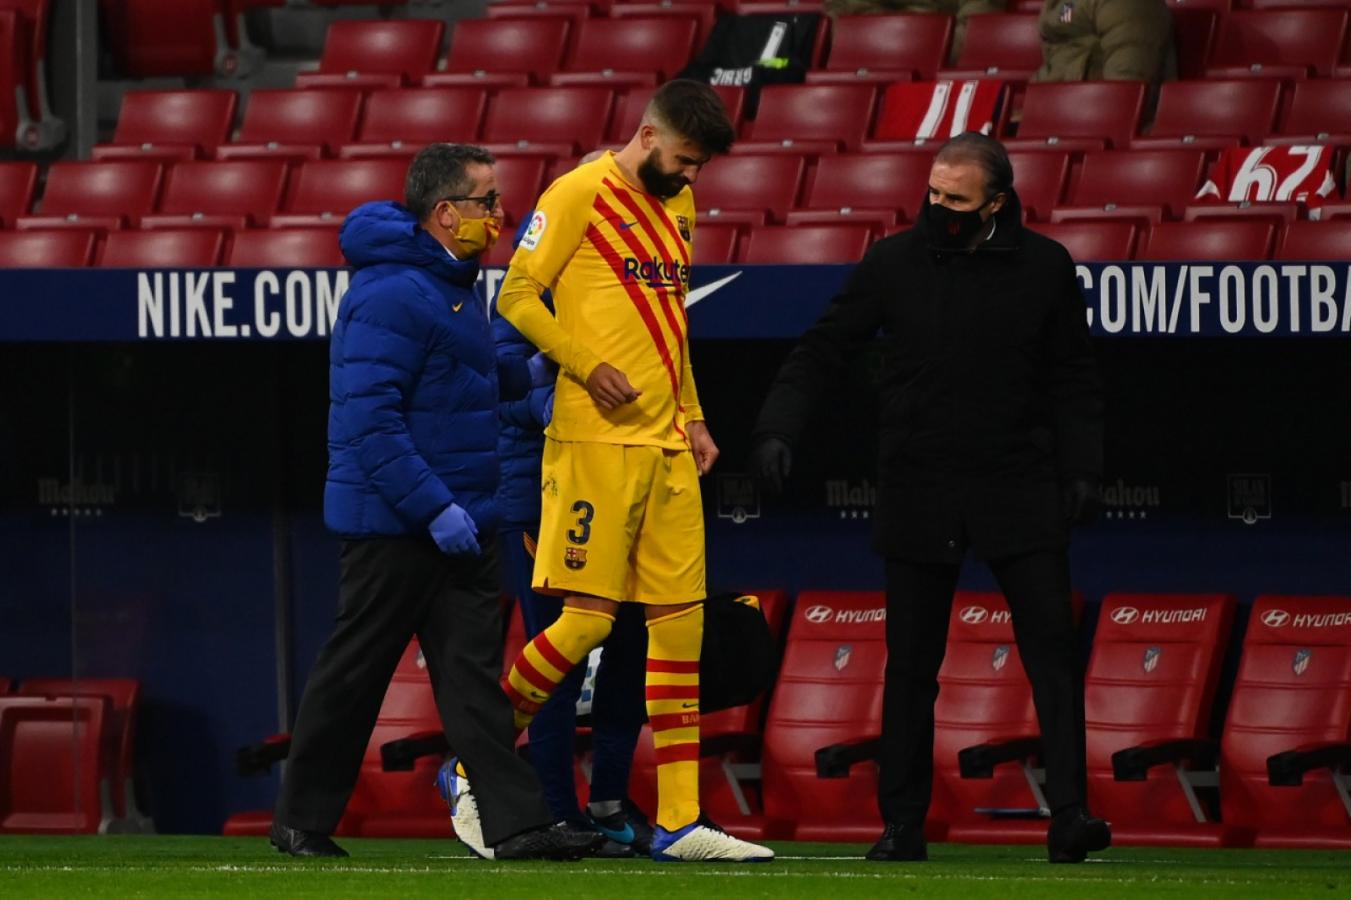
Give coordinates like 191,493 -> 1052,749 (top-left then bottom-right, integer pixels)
1219,595 -> 1351,849
141,160 -> 288,230
0,678 -> 9,693
1138,221 -> 1276,260
338,88 -> 487,158
940,13 -> 1043,80
486,0 -> 594,30
1029,221 -> 1138,261
0,696 -> 111,834
1004,81 -> 1145,152
296,19 -> 445,90
611,3 -> 717,49
225,639 -> 453,838
1182,203 -> 1299,232
1172,9 -> 1219,80
808,13 -> 953,83
492,156 -> 550,229
273,159 -> 407,227
0,0 -> 65,150
1083,594 -> 1236,847
1007,151 -> 1070,222
691,222 -> 740,264
740,224 -> 873,263
864,79 -> 1007,149
0,229 -> 97,267
550,17 -> 698,86
18,679 -> 147,828
932,593 -> 1044,844
0,160 -> 36,226
215,89 -> 362,161
1131,80 -> 1281,151
1275,221 -> 1351,260
99,0 -> 234,78
98,228 -> 226,267
786,152 -> 931,229
1272,79 -> 1351,146
429,18 -> 569,88
607,85 -> 746,143
1054,150 -> 1207,223
227,227 -> 345,267
738,85 -> 877,154
695,154 -> 806,225
764,591 -> 888,841
92,89 -> 238,162
1207,10 -> 1349,79
18,160 -> 163,230
481,87 -> 614,159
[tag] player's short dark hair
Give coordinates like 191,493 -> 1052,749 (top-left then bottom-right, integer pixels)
405,143 -> 496,221
645,79 -> 736,156
935,131 -> 1014,199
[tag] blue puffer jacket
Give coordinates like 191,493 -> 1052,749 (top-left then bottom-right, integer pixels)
325,201 -> 528,539
492,297 -> 554,529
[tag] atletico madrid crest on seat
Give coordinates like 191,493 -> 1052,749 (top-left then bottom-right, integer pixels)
834,644 -> 852,672
992,644 -> 1010,671
564,547 -> 588,570
1143,646 -> 1161,673
1293,648 -> 1311,676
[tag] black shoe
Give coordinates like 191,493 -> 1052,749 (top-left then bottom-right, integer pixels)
1047,807 -> 1111,864
865,823 -> 927,862
495,822 -> 606,861
269,822 -> 348,858
589,806 -> 654,857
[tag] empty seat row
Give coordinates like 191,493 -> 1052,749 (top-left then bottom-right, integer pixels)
0,227 -> 344,268
92,77 -> 1351,179
693,591 -> 1351,848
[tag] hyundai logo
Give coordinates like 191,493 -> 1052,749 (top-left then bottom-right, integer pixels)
1262,609 -> 1290,628
1111,607 -> 1140,625
805,605 -> 833,624
959,606 -> 989,625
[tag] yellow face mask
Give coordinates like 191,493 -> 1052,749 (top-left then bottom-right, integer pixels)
454,215 -> 501,257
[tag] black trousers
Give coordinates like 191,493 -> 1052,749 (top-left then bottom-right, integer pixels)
877,549 -> 1088,828
274,537 -> 552,844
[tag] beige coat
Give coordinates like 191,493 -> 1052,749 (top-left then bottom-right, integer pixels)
1036,0 -> 1175,85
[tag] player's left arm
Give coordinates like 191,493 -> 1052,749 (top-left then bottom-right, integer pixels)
681,348 -> 717,475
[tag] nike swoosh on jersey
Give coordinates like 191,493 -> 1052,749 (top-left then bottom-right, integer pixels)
452,302 -> 464,312
618,220 -> 638,230
684,271 -> 743,309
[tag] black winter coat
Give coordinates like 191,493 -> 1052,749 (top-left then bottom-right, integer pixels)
752,191 -> 1103,563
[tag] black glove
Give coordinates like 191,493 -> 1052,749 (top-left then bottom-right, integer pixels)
750,436 -> 793,495
1062,478 -> 1101,526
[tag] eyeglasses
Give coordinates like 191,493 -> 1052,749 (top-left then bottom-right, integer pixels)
440,190 -> 502,213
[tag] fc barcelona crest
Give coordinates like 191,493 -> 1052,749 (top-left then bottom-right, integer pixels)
564,547 -> 588,570
992,644 -> 1010,671
834,644 -> 852,672
1293,648 -> 1312,676
676,215 -> 691,241
1143,646 -> 1162,673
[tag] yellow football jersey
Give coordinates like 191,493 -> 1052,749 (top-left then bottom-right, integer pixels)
497,151 -> 703,450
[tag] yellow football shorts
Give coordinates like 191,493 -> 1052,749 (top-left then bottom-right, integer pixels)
532,438 -> 706,605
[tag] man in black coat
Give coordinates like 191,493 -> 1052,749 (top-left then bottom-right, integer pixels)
750,132 -> 1110,864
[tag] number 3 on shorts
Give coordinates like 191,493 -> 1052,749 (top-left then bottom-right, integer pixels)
568,500 -> 595,545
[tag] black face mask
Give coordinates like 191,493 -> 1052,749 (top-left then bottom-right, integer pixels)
638,149 -> 689,199
923,196 -> 995,250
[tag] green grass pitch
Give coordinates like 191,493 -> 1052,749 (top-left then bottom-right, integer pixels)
1,836 -> 1348,898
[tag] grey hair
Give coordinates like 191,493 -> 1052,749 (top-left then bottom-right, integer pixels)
934,131 -> 1014,199
404,143 -> 496,221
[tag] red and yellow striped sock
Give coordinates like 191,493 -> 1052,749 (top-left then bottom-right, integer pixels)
505,605 -> 613,732
645,603 -> 704,831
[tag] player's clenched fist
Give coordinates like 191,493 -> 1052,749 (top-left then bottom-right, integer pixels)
586,362 -> 641,411
686,420 -> 719,476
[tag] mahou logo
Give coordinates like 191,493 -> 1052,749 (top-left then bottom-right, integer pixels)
1111,607 -> 1140,625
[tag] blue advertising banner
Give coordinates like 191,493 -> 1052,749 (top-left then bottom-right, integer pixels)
2,261 -> 1350,341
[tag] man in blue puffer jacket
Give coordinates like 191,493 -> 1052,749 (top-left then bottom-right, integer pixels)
270,144 -> 600,862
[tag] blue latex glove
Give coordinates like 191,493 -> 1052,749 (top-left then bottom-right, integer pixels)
527,351 -> 558,388
429,503 -> 480,556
